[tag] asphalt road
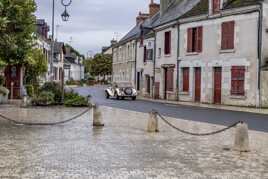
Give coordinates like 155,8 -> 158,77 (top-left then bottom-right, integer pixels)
74,86 -> 268,133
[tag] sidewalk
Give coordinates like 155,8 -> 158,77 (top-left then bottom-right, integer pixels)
138,96 -> 268,115
0,105 -> 267,178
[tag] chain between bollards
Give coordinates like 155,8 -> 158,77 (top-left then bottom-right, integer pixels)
152,109 -> 242,136
0,108 -> 91,126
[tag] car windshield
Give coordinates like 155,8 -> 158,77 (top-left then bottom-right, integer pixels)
116,83 -> 132,88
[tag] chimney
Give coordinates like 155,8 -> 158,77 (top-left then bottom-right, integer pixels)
149,0 -> 160,18
136,11 -> 149,25
111,39 -> 117,46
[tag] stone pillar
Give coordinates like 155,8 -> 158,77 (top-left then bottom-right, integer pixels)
234,122 -> 250,152
147,111 -> 159,132
92,104 -> 104,127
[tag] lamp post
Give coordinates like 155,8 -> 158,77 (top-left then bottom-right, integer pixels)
50,0 -> 72,102
50,0 -> 72,80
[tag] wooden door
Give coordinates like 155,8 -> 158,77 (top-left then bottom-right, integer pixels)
194,67 -> 201,102
146,75 -> 150,94
214,67 -> 222,104
154,82 -> 160,99
137,72 -> 140,91
4,65 -> 22,99
164,68 -> 167,100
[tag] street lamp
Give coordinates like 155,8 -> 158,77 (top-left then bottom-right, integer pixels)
61,0 -> 72,22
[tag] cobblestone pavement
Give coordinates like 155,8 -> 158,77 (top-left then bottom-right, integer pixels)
0,105 -> 268,179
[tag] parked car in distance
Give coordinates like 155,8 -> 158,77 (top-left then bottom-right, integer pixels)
105,82 -> 137,100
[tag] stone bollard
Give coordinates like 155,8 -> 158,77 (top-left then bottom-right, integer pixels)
233,122 -> 250,152
147,111 -> 159,133
92,104 -> 104,127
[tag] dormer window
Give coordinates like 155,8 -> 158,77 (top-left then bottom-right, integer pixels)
212,0 -> 220,14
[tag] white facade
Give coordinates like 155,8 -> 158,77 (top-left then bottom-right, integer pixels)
155,24 -> 179,100
136,37 -> 155,97
178,5 -> 268,107
113,40 -> 136,86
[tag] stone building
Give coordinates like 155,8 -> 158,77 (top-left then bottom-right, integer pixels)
112,0 -> 268,107
177,0 -> 268,107
136,1 -> 160,98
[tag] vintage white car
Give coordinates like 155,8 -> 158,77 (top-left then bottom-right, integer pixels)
105,82 -> 137,100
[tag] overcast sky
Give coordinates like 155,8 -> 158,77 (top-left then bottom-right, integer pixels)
35,0 -> 159,56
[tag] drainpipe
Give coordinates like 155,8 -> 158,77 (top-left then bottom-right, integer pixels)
176,23 -> 181,101
134,40 -> 138,88
153,30 -> 157,99
257,2 -> 263,108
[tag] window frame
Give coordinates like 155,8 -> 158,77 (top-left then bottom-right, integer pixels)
164,31 -> 171,55
231,66 -> 245,96
221,21 -> 235,50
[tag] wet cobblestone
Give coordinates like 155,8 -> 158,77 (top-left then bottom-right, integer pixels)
0,105 -> 267,179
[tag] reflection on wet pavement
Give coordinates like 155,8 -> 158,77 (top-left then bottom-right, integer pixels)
0,105 -> 267,178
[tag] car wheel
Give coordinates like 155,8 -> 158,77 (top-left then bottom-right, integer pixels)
105,92 -> 110,99
132,97 -> 136,101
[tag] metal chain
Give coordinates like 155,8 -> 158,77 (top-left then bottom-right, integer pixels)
0,108 -> 90,126
153,110 -> 241,136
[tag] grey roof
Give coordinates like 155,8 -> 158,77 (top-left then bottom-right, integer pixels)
54,42 -> 65,54
116,12 -> 161,46
152,0 -> 201,27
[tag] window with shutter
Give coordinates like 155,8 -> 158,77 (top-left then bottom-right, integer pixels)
212,0 -> 220,14
221,21 -> 235,50
187,26 -> 203,53
182,68 -> 189,92
231,66 -> 245,96
164,31 -> 171,55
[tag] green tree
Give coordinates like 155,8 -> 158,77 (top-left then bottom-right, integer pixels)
24,49 -> 48,86
86,54 -> 112,79
0,0 -> 37,65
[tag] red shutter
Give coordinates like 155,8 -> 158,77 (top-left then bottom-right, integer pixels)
187,28 -> 193,52
183,68 -> 189,92
221,22 -> 227,49
231,66 -> 245,96
164,31 -> 171,55
228,21 -> 235,49
143,46 -> 147,62
213,0 -> 220,14
222,21 -> 235,50
197,26 -> 203,52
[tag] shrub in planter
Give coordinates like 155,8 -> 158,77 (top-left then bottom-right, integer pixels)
32,91 -> 55,106
40,82 -> 62,104
26,85 -> 34,97
0,76 -> 5,86
64,91 -> 89,107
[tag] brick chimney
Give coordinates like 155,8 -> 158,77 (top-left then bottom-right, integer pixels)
136,11 -> 150,25
149,0 -> 160,18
